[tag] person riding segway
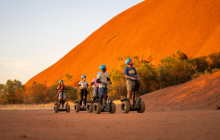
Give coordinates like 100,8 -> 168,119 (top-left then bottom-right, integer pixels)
85,72 -> 100,113
54,80 -> 70,113
121,58 -> 145,113
93,65 -> 116,114
74,75 -> 90,112
91,72 -> 100,102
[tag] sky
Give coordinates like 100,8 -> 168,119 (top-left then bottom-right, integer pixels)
0,0 -> 143,84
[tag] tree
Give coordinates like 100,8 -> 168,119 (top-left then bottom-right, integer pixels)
29,82 -> 48,104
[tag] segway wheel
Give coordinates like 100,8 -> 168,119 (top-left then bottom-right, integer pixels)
137,101 -> 145,113
54,105 -> 59,113
121,101 -> 130,113
86,103 -> 93,113
109,103 -> 116,114
66,105 -> 70,113
93,103 -> 101,114
74,103 -> 80,113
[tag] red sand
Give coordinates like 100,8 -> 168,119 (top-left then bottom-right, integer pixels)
26,0 -> 220,86
0,110 -> 220,140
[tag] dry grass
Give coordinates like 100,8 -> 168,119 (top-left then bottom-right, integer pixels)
0,100 -> 121,110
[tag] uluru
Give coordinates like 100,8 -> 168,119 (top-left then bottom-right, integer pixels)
26,0 -> 220,86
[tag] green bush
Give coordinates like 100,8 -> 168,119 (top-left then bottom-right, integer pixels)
187,56 -> 209,73
209,52 -> 220,69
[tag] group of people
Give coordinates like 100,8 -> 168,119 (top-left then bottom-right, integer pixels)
56,58 -> 140,108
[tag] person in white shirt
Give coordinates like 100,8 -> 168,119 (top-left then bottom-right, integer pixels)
78,75 -> 89,107
96,65 -> 112,105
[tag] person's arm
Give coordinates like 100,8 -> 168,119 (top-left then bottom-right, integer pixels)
107,73 -> 112,84
91,82 -> 94,86
124,75 -> 136,80
134,68 -> 140,80
96,73 -> 104,84
78,81 -> 81,87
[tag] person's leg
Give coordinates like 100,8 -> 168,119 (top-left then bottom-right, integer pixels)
84,89 -> 87,106
58,92 -> 62,107
126,80 -> 131,100
79,89 -> 84,106
127,90 -> 131,99
126,80 -> 135,104
103,88 -> 108,106
63,92 -> 66,107
93,88 -> 96,102
99,88 -> 104,105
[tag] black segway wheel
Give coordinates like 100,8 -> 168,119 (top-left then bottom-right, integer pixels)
93,102 -> 101,114
54,105 -> 59,113
137,101 -> 145,113
109,103 -> 116,114
86,103 -> 93,113
121,101 -> 130,113
66,105 -> 70,113
74,103 -> 80,113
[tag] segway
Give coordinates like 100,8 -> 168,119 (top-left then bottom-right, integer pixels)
85,86 -> 99,113
74,88 -> 93,112
93,83 -> 116,114
121,80 -> 145,113
54,90 -> 70,113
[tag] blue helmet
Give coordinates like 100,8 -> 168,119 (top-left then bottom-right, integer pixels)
100,65 -> 106,70
81,75 -> 86,79
59,80 -> 63,84
125,58 -> 132,65
97,72 -> 100,75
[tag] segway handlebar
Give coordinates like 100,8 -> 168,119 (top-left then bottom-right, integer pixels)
104,82 -> 112,85
57,89 -> 67,92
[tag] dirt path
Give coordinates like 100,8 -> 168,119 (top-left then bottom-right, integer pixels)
0,109 -> 220,140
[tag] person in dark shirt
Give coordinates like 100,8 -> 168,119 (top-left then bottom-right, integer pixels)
124,58 -> 140,103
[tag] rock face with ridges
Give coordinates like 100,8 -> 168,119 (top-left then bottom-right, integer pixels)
26,0 -> 220,86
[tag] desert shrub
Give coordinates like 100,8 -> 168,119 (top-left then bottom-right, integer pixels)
137,64 -> 159,95
29,82 -> 49,104
66,86 -> 78,101
0,79 -> 25,104
209,52 -> 220,69
159,55 -> 192,87
187,56 -> 209,73
109,69 -> 126,99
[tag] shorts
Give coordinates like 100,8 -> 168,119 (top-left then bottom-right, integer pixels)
58,91 -> 66,99
126,79 -> 135,91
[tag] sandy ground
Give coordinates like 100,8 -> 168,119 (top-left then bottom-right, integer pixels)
0,107 -> 220,140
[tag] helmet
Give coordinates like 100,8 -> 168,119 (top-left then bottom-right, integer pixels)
125,58 -> 132,65
97,72 -> 100,75
59,80 -> 63,84
100,65 -> 106,70
81,75 -> 86,79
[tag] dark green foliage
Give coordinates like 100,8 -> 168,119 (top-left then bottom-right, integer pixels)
108,51 -> 220,99
209,52 -> 220,69
65,86 -> 78,101
187,56 -> 209,73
